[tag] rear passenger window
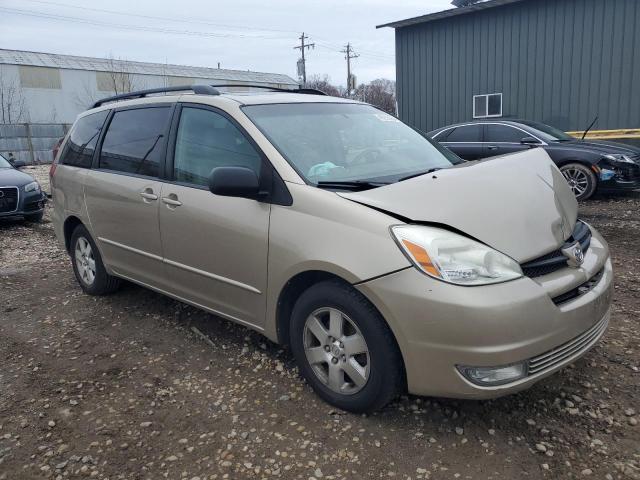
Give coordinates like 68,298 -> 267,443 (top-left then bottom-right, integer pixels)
445,125 -> 482,143
173,107 -> 262,187
99,107 -> 171,177
59,111 -> 108,168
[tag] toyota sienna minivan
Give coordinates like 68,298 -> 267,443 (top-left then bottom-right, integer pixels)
51,85 -> 613,412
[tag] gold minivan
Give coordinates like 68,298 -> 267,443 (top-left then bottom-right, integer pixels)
51,85 -> 612,412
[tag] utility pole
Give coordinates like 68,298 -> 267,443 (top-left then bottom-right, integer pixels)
342,43 -> 359,96
294,32 -> 315,85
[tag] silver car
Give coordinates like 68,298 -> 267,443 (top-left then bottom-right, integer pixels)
51,85 -> 612,412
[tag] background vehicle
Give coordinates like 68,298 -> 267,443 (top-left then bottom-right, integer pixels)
0,153 -> 47,222
428,120 -> 640,200
51,86 -> 612,412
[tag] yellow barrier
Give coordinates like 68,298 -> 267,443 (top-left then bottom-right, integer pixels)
567,129 -> 640,140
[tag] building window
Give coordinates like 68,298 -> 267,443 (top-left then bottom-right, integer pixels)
19,66 -> 62,89
473,93 -> 502,118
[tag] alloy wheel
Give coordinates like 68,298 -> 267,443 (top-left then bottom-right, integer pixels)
75,237 -> 96,285
562,167 -> 589,196
303,307 -> 370,395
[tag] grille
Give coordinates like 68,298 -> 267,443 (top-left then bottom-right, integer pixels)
528,315 -> 608,375
0,187 -> 19,213
521,221 -> 591,278
615,163 -> 640,181
552,268 -> 604,306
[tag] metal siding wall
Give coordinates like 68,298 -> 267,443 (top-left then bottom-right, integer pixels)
396,0 -> 640,132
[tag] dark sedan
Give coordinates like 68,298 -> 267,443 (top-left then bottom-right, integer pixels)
0,154 -> 47,222
428,120 -> 640,200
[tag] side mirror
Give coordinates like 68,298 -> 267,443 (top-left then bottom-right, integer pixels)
521,136 -> 541,146
208,166 -> 261,200
12,159 -> 26,168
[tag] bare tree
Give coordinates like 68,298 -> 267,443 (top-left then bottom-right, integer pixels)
0,66 -> 28,123
72,79 -> 101,111
305,74 -> 345,97
102,55 -> 140,95
73,55 -> 146,110
354,79 -> 396,115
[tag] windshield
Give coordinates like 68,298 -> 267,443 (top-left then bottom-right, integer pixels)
0,154 -> 12,168
518,120 -> 574,142
243,103 -> 462,185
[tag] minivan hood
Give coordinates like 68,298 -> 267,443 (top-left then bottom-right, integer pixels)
339,149 -> 578,263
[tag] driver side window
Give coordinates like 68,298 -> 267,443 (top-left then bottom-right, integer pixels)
173,107 -> 262,187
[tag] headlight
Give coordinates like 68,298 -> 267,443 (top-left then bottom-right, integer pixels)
24,181 -> 41,193
603,153 -> 635,164
391,225 -> 523,286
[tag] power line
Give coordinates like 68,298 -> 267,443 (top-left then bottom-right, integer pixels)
18,0 -> 301,35
0,7 -> 292,40
294,32 -> 315,86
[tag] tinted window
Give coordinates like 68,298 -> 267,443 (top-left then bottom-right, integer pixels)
445,125 -> 482,143
99,107 -> 171,177
173,107 -> 261,186
485,124 -> 525,143
60,111 -> 108,168
434,128 -> 454,141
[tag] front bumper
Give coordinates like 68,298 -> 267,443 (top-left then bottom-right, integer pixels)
357,227 -> 613,399
598,163 -> 640,192
0,187 -> 47,219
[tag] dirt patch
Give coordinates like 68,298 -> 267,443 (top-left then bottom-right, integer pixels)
0,176 -> 638,479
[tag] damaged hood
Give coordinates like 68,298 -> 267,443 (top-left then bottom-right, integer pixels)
339,149 -> 578,263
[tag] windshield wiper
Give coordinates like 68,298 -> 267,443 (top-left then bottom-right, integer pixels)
316,180 -> 389,191
398,168 -> 443,182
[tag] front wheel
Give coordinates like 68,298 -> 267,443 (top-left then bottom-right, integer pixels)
560,163 -> 597,201
70,225 -> 120,295
289,280 -> 404,413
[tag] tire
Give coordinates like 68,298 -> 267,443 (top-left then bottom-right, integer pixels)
560,163 -> 597,201
70,225 -> 120,295
24,211 -> 44,222
289,280 -> 404,413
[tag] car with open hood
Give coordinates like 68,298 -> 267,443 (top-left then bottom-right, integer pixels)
428,119 -> 640,200
0,153 -> 47,222
50,86 -> 613,412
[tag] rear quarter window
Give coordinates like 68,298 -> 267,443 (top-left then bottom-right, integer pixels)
59,110 -> 109,168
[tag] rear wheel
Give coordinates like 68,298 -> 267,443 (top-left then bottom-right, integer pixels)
290,280 -> 404,412
560,163 -> 597,200
70,225 -> 120,295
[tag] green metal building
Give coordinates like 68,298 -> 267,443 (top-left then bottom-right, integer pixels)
379,0 -> 640,136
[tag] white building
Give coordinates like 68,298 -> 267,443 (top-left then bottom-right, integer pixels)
0,48 -> 299,125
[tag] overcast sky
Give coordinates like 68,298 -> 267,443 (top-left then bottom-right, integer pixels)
0,0 -> 453,86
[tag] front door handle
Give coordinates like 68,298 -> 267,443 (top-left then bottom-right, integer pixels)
162,196 -> 182,207
487,145 -> 499,150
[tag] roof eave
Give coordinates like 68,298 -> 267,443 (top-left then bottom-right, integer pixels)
376,0 -> 527,29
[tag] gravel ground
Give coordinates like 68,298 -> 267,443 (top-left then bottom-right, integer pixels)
0,166 -> 638,480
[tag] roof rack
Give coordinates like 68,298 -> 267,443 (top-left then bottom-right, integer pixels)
91,85 -> 220,108
91,83 -> 328,109
210,84 -> 327,96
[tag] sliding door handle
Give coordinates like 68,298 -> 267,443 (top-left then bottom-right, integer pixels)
139,192 -> 158,200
